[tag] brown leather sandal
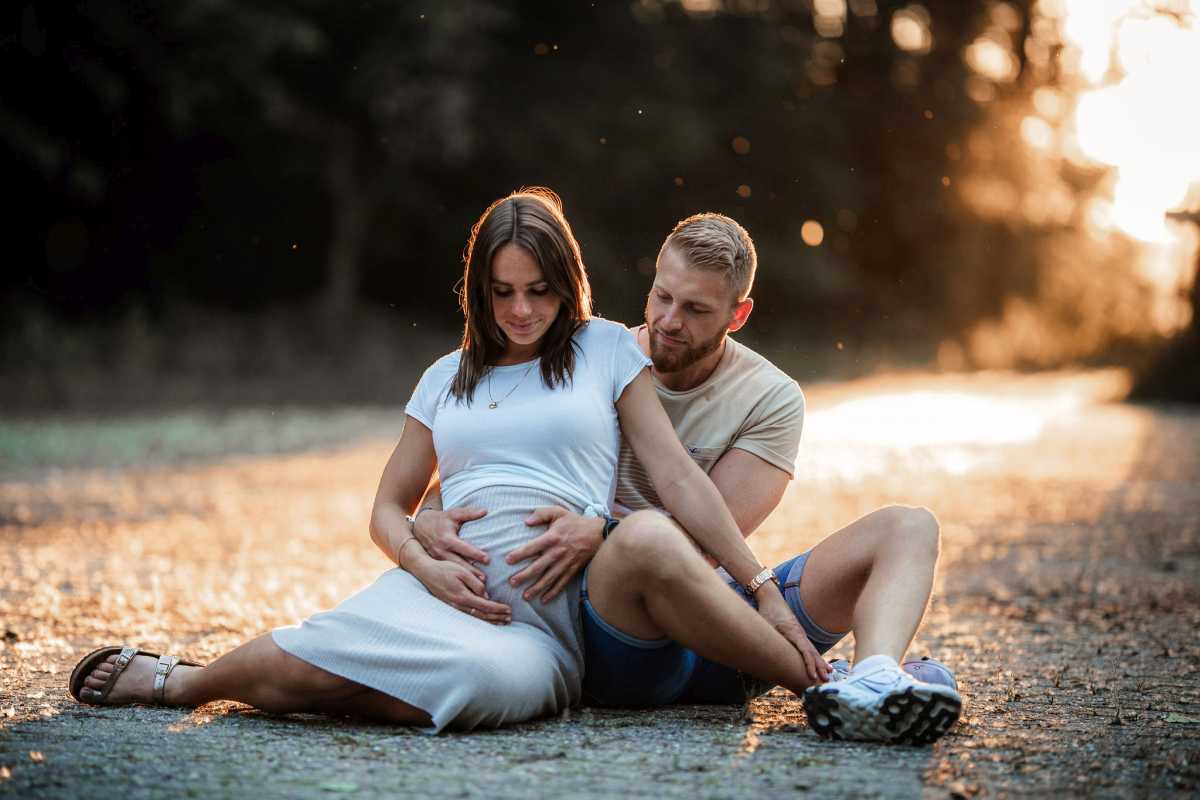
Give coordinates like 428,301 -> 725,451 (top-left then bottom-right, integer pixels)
69,645 -> 203,706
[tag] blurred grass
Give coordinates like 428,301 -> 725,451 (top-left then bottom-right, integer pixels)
1,302 -> 455,414
0,407 -> 402,478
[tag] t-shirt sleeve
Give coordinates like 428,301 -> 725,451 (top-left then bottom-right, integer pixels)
609,325 -> 653,403
731,382 -> 805,478
404,356 -> 455,430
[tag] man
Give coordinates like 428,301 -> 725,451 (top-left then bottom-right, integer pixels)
416,213 -> 961,744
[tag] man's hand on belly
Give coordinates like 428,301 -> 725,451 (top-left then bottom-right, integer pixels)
506,507 -> 604,603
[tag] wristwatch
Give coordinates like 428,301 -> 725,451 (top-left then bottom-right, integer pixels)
745,567 -> 779,595
601,515 -> 621,540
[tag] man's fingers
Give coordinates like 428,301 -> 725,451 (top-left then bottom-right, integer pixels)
446,536 -> 490,565
530,562 -> 567,603
541,569 -> 575,603
512,555 -> 555,593
505,532 -> 551,565
524,506 -> 567,526
448,506 -> 488,523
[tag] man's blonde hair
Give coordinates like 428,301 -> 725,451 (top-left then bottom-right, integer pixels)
658,212 -> 757,302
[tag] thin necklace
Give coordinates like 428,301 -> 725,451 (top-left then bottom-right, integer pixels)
486,360 -> 537,409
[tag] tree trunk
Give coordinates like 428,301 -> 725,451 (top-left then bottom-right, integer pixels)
1131,214 -> 1200,403
322,131 -> 369,321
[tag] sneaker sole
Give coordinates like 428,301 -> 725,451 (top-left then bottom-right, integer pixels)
802,684 -> 962,745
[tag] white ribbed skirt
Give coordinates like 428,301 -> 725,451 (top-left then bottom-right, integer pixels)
272,486 -> 584,733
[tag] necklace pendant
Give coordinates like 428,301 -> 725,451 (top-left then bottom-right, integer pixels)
488,402 -> 498,409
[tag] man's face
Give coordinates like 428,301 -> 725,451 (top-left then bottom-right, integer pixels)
644,247 -> 739,374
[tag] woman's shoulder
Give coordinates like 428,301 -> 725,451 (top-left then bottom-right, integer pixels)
575,316 -> 636,347
418,349 -> 462,382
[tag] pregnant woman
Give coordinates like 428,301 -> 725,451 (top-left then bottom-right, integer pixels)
69,187 -> 801,732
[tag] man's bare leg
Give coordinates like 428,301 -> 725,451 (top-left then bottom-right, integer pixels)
795,505 -> 940,663
585,511 -> 816,694
80,634 -> 432,725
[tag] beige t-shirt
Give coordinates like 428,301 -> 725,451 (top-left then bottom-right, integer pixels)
614,326 -> 805,514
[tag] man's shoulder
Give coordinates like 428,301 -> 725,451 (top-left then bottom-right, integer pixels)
725,338 -> 804,402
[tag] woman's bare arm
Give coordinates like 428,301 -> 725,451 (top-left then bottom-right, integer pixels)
368,416 -> 439,565
369,416 -> 511,623
615,370 -> 766,587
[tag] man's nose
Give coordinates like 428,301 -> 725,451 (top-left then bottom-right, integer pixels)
660,305 -> 684,330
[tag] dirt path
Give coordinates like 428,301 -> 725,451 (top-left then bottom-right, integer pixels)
2,371 -> 1197,797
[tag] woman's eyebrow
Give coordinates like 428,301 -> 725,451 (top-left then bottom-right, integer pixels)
491,279 -> 548,288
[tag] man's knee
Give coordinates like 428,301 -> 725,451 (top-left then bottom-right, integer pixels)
601,511 -> 694,583
880,504 -> 940,559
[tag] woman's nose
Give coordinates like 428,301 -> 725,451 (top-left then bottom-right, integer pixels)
513,295 -> 531,316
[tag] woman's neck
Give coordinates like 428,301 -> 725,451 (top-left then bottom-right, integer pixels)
494,342 -> 541,366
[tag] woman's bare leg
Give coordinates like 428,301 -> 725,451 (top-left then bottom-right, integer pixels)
80,634 -> 431,725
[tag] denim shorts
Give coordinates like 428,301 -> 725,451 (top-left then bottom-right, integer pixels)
580,551 -> 847,707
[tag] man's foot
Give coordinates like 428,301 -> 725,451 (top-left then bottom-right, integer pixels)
826,656 -> 958,691
804,654 -> 961,745
70,646 -> 201,706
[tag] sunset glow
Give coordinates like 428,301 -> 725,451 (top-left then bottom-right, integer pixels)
1055,1 -> 1200,255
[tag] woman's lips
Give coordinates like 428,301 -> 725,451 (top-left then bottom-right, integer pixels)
507,320 -> 540,334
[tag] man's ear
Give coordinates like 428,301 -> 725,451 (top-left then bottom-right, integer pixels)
728,297 -> 754,332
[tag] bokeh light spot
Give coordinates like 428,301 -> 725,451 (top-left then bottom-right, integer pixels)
891,5 -> 932,54
801,220 -> 825,246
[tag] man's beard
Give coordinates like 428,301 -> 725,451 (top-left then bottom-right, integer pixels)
647,324 -> 726,374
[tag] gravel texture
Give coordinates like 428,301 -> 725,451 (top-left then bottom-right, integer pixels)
1,370 -> 1197,798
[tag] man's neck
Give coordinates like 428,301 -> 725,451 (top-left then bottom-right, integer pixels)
638,326 -> 729,392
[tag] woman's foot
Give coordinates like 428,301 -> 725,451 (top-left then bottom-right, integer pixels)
77,649 -> 201,706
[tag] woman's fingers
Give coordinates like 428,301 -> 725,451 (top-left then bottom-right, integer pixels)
444,536 -> 490,565
803,649 -> 819,684
443,552 -> 488,584
459,570 -> 490,598
460,594 -> 512,622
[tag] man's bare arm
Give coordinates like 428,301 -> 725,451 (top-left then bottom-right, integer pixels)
705,447 -> 791,538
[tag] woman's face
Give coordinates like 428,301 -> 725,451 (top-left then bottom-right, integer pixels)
490,243 -> 562,358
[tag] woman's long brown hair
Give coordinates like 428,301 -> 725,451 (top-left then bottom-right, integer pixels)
449,188 -> 593,404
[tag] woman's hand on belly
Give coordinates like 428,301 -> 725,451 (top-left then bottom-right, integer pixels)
408,556 -> 513,625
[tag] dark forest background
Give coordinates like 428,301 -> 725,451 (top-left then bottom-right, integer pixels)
4,0 -> 1197,412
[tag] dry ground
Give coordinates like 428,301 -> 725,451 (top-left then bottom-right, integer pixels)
1,370 -> 1198,798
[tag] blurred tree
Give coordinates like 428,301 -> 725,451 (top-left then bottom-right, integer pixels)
4,1 -> 502,319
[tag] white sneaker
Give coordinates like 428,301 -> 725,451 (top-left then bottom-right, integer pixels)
803,655 -> 962,745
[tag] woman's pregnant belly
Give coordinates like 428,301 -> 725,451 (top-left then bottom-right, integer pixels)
448,485 -> 585,667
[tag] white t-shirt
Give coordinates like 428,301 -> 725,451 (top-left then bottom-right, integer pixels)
406,318 -> 651,514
